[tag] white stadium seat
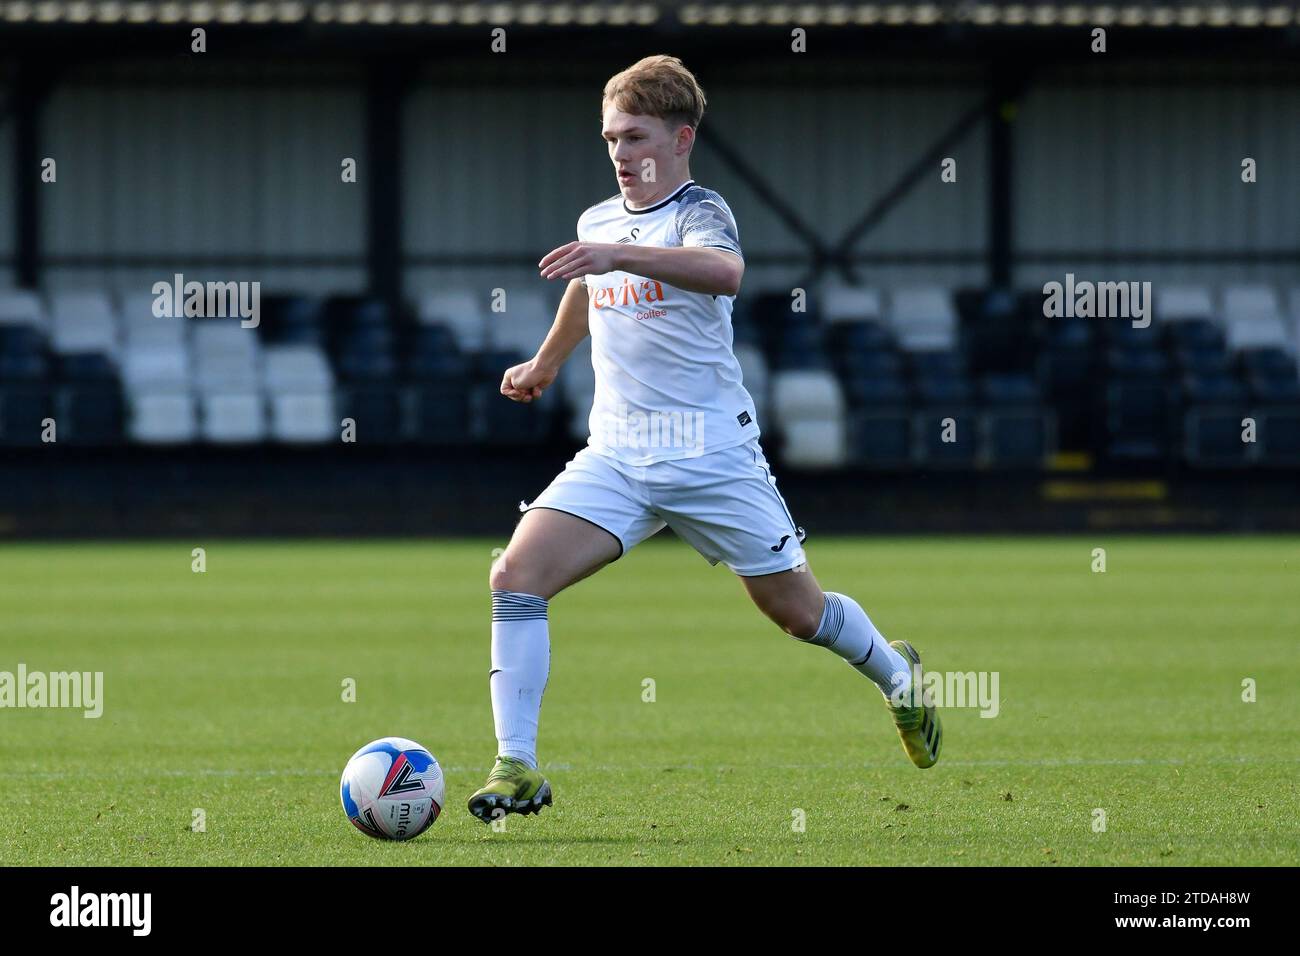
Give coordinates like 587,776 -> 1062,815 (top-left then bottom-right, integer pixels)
263,344 -> 334,392
820,281 -> 883,324
48,290 -> 118,356
128,391 -> 198,444
0,288 -> 47,329
269,392 -> 336,443
1222,285 -> 1291,353
195,352 -> 260,393
1289,288 -> 1300,352
491,289 -> 553,356
1222,284 -> 1283,323
1156,285 -> 1215,323
119,292 -> 188,347
200,392 -> 267,443
771,369 -> 847,467
419,289 -> 488,351
190,322 -> 262,397
192,321 -> 258,360
781,420 -> 847,468
888,287 -> 957,352
121,345 -> 189,391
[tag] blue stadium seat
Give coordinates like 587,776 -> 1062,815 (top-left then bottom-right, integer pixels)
979,373 -> 1039,405
1239,346 -> 1298,379
404,323 -> 465,381
1247,375 -> 1300,404
773,348 -> 830,372
838,349 -> 904,379
1184,408 -> 1251,467
1104,318 -> 1159,349
842,373 -> 909,408
471,349 -> 525,380
352,299 -> 394,329
982,410 -> 1051,468
847,411 -> 912,467
1107,346 -> 1169,379
405,383 -> 472,444
1163,317 -> 1223,352
478,389 -> 554,446
325,296 -> 393,329
1182,372 -> 1248,405
915,377 -> 973,405
1044,316 -> 1093,350
828,320 -> 891,357
54,385 -> 124,444
409,323 -> 459,356
0,352 -> 50,381
1039,345 -> 1092,393
338,385 -> 404,443
57,352 -> 116,382
336,338 -> 397,382
468,349 -> 553,445
960,287 -> 1035,374
1106,382 -> 1175,461
914,410 -> 978,466
780,323 -> 825,356
1256,408 -> 1300,465
406,350 -> 468,381
0,324 -> 48,356
1174,347 -> 1231,376
0,385 -> 53,445
910,350 -> 965,380
272,297 -> 327,346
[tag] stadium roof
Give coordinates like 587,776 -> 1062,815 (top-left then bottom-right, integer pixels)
0,2 -> 1295,29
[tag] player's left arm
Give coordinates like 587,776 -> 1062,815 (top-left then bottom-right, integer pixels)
538,195 -> 745,296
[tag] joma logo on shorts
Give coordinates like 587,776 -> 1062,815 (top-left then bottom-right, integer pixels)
591,277 -> 667,311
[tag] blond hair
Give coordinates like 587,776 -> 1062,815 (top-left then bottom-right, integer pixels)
601,55 -> 706,133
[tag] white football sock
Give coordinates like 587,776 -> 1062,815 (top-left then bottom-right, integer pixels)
489,590 -> 551,769
809,591 -> 911,697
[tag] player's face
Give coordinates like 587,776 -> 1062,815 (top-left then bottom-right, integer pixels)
602,107 -> 685,206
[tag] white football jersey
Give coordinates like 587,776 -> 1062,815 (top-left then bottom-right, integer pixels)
576,178 -> 760,465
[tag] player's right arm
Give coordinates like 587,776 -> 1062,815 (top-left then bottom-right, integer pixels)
500,277 -> 589,404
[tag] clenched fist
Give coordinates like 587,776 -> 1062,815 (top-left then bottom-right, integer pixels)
500,359 -> 556,403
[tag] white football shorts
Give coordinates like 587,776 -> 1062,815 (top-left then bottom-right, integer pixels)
518,437 -> 808,576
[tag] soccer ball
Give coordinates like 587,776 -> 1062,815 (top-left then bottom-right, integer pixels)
340,737 -> 446,840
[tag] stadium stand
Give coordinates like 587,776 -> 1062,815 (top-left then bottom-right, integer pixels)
3,283 -> 1300,471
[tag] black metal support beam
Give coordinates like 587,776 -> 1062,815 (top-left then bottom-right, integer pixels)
13,63 -> 58,289
989,64 -> 1020,288
821,73 -> 1032,291
365,61 -> 414,310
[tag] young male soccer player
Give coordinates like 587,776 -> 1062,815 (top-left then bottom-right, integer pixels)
468,55 -> 941,822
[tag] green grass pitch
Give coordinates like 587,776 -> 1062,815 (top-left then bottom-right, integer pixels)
1,536 -> 1297,866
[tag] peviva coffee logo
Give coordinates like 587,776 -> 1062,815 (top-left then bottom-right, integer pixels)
591,276 -> 668,317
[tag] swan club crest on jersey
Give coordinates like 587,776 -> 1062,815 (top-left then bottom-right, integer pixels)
577,180 -> 760,466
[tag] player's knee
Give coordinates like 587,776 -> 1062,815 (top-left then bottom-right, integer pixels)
488,553 -> 524,593
774,605 -> 822,641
